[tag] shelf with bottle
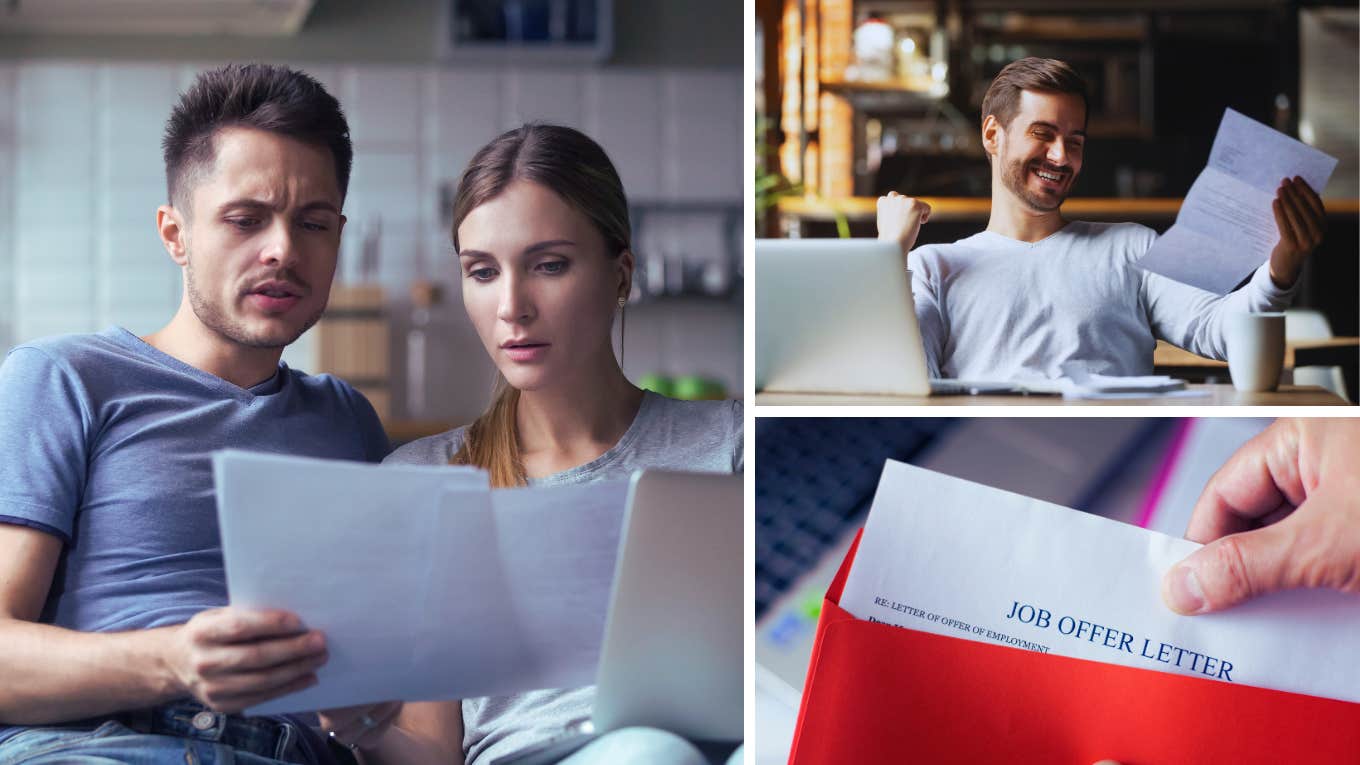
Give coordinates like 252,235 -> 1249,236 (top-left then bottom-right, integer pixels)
832,7 -> 950,95
437,0 -> 613,63
627,200 -> 744,304
814,7 -> 952,118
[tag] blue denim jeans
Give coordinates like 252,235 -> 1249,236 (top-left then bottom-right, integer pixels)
0,701 -> 324,765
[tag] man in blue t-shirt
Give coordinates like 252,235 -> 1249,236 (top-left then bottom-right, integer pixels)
0,64 -> 390,764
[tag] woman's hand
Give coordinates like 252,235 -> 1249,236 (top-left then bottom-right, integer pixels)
320,701 -> 403,752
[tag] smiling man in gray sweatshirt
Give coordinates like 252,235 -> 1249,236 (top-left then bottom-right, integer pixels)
878,57 -> 1327,382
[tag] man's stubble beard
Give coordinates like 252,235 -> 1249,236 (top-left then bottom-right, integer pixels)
184,253 -> 324,350
1000,148 -> 1069,213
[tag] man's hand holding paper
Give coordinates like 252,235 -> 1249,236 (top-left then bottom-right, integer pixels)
163,607 -> 329,714
1265,176 -> 1327,289
212,450 -> 629,715
1139,108 -> 1335,294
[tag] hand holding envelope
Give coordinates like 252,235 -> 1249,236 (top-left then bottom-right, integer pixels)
788,460 -> 1360,764
1164,418 -> 1360,614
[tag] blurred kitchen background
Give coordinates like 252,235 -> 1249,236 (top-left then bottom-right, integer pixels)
0,0 -> 742,439
756,0 -> 1358,399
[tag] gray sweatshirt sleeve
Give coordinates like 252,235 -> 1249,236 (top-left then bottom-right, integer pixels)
1142,261 -> 1298,360
907,249 -> 946,378
729,399 -> 745,473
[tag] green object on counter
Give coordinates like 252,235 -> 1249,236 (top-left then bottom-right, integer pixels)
639,374 -> 726,400
638,374 -> 675,398
672,375 -> 727,401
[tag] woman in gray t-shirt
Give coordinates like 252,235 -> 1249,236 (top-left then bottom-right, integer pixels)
321,124 -> 742,765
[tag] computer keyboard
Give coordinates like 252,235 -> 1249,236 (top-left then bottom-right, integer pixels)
754,418 -> 957,618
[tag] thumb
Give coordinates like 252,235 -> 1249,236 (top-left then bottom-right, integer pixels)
1162,517 -> 1301,615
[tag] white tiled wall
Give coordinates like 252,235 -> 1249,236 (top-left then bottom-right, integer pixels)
0,64 -> 15,351
583,72 -> 665,201
14,64 -> 96,340
663,72 -> 743,201
98,65 -> 184,336
0,60 -> 743,422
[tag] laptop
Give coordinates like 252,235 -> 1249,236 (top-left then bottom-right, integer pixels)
491,470 -> 743,765
754,238 -> 1056,396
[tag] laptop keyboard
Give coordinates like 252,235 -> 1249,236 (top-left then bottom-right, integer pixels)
754,418 -> 956,618
929,379 -> 973,395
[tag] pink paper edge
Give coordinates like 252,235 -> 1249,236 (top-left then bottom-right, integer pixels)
1135,419 -> 1195,529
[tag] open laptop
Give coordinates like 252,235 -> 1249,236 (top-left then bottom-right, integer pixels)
755,238 -> 1057,396
491,470 -> 743,765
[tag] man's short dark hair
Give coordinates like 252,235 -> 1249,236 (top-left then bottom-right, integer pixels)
980,57 -> 1089,132
162,63 -> 352,210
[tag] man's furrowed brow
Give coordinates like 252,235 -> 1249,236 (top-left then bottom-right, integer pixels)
299,200 -> 342,215
216,198 -> 341,214
218,198 -> 272,212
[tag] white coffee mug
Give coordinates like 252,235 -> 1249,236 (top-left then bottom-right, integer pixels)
1225,312 -> 1286,392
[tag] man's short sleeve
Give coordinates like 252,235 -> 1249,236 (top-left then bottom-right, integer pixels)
0,347 -> 92,541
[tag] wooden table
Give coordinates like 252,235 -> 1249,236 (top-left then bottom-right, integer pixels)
1153,338 -> 1360,369
754,384 -> 1350,406
1154,338 -> 1358,402
777,196 -> 1360,231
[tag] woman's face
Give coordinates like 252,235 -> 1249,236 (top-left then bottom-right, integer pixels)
457,179 -> 631,393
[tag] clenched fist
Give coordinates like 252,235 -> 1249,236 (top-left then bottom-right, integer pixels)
877,191 -> 931,258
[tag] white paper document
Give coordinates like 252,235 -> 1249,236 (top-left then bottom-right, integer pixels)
1138,108 -> 1337,294
1055,364 -> 1192,399
840,460 -> 1360,703
212,450 -> 630,715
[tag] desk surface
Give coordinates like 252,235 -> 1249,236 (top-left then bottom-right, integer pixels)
1153,338 -> 1360,369
754,384 -> 1350,406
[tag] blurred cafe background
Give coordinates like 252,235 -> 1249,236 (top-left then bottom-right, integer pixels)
756,0 -> 1359,400
0,0 -> 742,439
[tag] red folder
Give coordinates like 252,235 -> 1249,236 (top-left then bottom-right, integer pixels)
789,531 -> 1360,764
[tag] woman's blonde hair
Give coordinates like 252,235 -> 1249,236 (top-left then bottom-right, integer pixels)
449,124 -> 632,486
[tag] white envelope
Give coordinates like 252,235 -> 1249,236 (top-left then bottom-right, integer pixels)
840,460 -> 1360,703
